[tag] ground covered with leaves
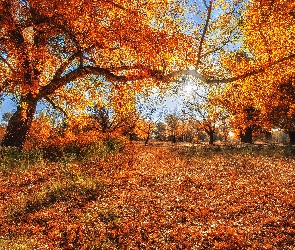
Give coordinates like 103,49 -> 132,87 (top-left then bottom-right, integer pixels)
1,144 -> 295,249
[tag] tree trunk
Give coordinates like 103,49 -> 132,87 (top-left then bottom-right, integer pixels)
265,131 -> 272,141
241,127 -> 253,143
204,126 -> 214,145
144,133 -> 150,146
1,95 -> 37,150
209,130 -> 214,145
172,135 -> 177,144
289,131 -> 295,145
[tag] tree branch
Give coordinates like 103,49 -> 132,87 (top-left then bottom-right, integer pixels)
195,0 -> 213,68
103,0 -> 126,10
202,0 -> 209,10
39,65 -> 170,98
53,45 -> 94,80
43,96 -> 68,118
38,49 -> 295,100
163,70 -> 208,82
207,53 -> 295,84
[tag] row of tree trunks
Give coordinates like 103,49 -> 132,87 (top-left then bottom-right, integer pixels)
240,127 -> 295,145
1,101 -> 295,149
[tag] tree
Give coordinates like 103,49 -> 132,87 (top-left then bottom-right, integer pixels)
84,82 -> 139,137
135,93 -> 166,146
2,111 -> 15,124
165,113 -> 180,143
0,0 -> 244,149
0,0 -> 183,148
268,79 -> 295,144
183,85 -> 226,145
216,0 -> 295,144
154,122 -> 168,141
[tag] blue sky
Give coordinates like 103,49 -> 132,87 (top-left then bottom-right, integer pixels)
0,97 -> 16,123
0,97 -> 47,123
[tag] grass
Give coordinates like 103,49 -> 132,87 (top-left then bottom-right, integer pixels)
0,147 -> 44,173
0,143 -> 295,249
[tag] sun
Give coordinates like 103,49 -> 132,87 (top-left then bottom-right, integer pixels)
182,82 -> 197,96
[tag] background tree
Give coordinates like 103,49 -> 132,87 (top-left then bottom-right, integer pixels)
84,82 -> 138,137
154,122 -> 168,141
135,92 -> 166,146
165,112 -> 180,143
183,85 -> 225,145
268,78 -> 295,144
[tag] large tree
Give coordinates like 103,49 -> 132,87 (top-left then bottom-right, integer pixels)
215,0 -> 295,143
0,0 -> 243,149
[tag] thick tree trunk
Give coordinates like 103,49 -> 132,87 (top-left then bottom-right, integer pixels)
241,127 -> 253,143
289,131 -> 295,145
1,95 -> 37,150
265,131 -> 272,141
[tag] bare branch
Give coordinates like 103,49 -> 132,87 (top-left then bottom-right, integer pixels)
103,0 -> 126,10
163,70 -> 208,82
202,22 -> 240,58
202,0 -> 209,10
195,0 -> 213,68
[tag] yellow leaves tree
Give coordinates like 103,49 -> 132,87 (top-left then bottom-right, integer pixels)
0,0 -> 245,149
214,0 -> 295,143
0,0 -> 188,149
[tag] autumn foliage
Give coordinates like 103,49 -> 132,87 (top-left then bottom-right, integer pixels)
2,0 -> 295,248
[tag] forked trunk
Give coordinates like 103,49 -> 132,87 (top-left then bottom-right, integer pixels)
1,95 -> 37,150
241,127 -> 253,144
289,131 -> 295,145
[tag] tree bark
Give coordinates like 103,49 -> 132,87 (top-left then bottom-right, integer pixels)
1,95 -> 37,150
241,127 -> 253,143
204,125 -> 215,145
208,130 -> 214,145
289,131 -> 295,145
144,133 -> 150,146
265,131 -> 272,141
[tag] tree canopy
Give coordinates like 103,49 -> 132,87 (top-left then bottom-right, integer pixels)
5,0 -> 292,148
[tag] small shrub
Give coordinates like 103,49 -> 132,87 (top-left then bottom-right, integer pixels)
101,136 -> 125,154
41,136 -> 126,162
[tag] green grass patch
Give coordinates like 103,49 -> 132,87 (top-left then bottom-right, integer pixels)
7,172 -> 105,219
0,147 -> 44,173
